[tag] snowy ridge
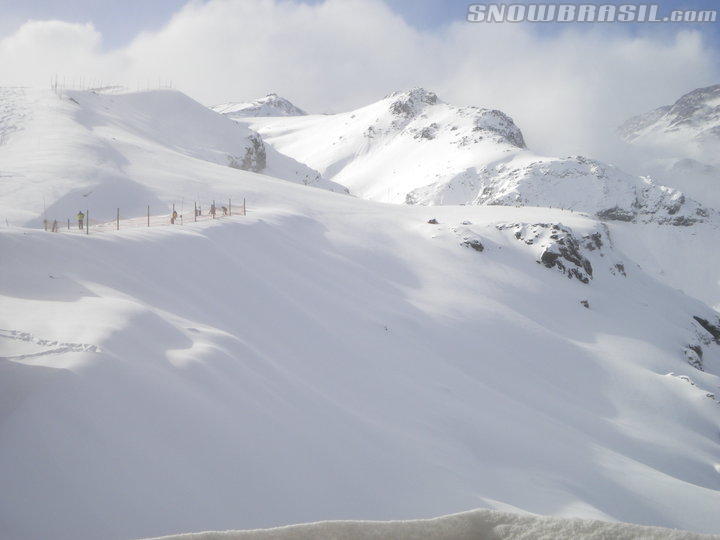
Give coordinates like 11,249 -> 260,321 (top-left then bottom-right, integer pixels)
0,87 -> 344,226
145,508 -> 719,540
410,155 -> 709,226
212,93 -> 306,118
246,89 -> 708,224
617,84 -> 720,210
618,84 -> 720,148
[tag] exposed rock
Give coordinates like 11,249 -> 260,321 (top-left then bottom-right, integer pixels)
684,345 -> 704,371
580,300 -> 590,309
461,239 -> 484,252
427,218 -> 439,224
693,316 -> 720,342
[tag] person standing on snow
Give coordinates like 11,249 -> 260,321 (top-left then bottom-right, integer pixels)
171,210 -> 178,224
77,211 -> 85,230
210,203 -> 216,219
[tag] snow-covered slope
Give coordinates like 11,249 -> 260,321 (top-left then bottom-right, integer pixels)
2,86 -> 720,540
242,88 -> 707,225
0,88 -> 344,227
617,84 -> 720,209
3,179 -> 720,539
212,93 -> 306,118
618,84 -> 720,152
145,508 -> 720,540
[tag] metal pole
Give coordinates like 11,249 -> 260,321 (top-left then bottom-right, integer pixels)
116,208 -> 119,230
229,198 -> 232,216
243,197 -> 246,216
147,205 -> 150,227
194,202 -> 197,222
86,209 -> 89,235
67,218 -> 70,230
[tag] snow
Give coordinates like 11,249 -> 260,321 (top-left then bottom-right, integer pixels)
617,84 -> 720,210
0,87 -> 343,227
144,508 -> 720,540
212,93 -> 307,118
241,89 -> 707,228
1,87 -> 720,540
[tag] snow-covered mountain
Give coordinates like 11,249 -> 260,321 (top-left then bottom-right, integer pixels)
212,92 -> 307,118
618,84 -> 720,151
2,87 -> 720,540
240,88 -> 708,226
0,88 -> 344,226
617,84 -> 720,209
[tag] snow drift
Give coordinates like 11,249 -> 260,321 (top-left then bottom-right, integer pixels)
145,508 -> 719,540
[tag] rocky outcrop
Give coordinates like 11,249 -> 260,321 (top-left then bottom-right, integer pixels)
497,223 -> 628,284
229,133 -> 267,173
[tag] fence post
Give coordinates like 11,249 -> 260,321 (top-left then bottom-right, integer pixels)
116,208 -> 120,230
147,205 -> 150,227
86,209 -> 89,235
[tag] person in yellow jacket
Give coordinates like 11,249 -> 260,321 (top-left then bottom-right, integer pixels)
77,211 -> 85,230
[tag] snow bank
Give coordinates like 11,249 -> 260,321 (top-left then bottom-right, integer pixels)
146,508 -> 718,540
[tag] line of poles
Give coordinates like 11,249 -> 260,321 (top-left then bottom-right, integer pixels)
41,198 -> 247,235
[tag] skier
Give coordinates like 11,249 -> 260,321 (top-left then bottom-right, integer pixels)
210,203 -> 216,219
51,220 -> 58,233
77,211 -> 85,230
221,206 -> 228,216
171,210 -> 178,224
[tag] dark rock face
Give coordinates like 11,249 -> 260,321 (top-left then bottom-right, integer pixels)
540,239 -> 592,284
597,207 -> 635,222
501,223 -> 594,284
427,218 -> 439,224
461,239 -> 484,252
693,316 -> 720,343
685,344 -> 704,371
498,222 -> 628,284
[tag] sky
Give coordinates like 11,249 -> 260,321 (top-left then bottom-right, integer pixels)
0,0 -> 718,159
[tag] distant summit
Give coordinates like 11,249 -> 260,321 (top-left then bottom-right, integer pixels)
212,93 -> 306,118
618,84 -> 720,145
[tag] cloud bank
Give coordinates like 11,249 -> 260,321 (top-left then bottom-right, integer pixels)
0,0 -> 717,158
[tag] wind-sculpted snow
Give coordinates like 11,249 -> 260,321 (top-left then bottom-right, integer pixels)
144,508 -> 720,540
248,89 -> 705,223
212,93 -> 307,118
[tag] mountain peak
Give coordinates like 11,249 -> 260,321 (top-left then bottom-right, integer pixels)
387,87 -> 440,117
212,93 -> 306,118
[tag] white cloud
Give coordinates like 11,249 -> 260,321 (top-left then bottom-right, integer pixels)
0,0 -> 717,158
